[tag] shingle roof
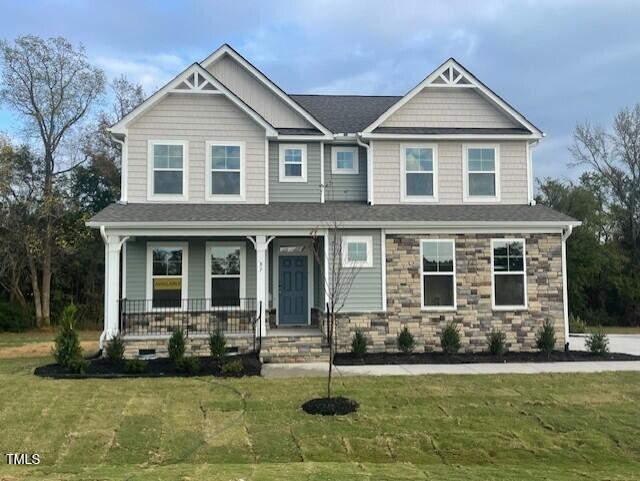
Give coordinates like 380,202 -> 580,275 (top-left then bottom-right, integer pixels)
276,127 -> 323,135
372,127 -> 532,135
89,202 -> 577,226
290,95 -> 401,134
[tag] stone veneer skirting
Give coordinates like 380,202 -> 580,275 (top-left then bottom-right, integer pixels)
120,334 -> 255,359
330,233 -> 565,353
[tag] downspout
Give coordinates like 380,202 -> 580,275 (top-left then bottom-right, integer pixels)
356,134 -> 373,205
527,140 -> 539,205
561,224 -> 574,351
110,133 -> 128,204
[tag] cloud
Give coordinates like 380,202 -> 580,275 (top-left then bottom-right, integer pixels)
94,54 -> 187,92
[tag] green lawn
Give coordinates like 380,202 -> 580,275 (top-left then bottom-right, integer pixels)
0,356 -> 639,480
0,328 -> 101,348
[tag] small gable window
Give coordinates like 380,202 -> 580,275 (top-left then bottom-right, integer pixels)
401,144 -> 438,201
279,144 -> 307,182
207,142 -> 244,200
464,145 -> 500,201
332,146 -> 359,174
149,141 -> 187,199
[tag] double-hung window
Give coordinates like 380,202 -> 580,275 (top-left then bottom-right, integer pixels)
206,142 -> 244,200
342,236 -> 373,268
492,239 -> 527,309
332,146 -> 359,174
464,145 -> 500,201
421,240 -> 456,309
206,242 -> 245,307
401,144 -> 438,201
279,144 -> 307,182
147,242 -> 188,309
149,141 -> 187,199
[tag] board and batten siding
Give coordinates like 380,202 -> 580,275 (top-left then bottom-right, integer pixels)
329,229 -> 383,312
372,140 -> 529,204
206,54 -> 312,128
268,142 -> 322,202
126,93 -> 266,203
324,144 -> 368,202
124,238 -> 257,301
381,87 -> 518,128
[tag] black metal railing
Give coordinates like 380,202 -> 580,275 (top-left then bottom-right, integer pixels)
119,298 -> 259,339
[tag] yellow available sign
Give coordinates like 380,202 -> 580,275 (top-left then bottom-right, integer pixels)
153,278 -> 182,290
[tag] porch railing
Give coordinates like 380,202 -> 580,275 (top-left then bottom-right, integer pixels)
119,298 -> 259,339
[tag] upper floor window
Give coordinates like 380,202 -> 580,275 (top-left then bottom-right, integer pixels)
464,145 -> 500,202
332,146 -> 359,174
206,141 -> 244,201
342,236 -> 373,268
148,140 -> 188,200
401,144 -> 438,202
492,239 -> 527,310
421,239 -> 456,310
279,144 -> 307,182
147,242 -> 188,309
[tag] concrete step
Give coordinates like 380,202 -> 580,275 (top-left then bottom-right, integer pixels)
260,332 -> 329,363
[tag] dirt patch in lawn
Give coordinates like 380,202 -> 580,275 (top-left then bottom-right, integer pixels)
33,353 -> 261,378
302,396 -> 359,416
334,350 -> 640,365
0,340 -> 98,359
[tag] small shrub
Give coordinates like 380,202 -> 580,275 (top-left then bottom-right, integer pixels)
53,304 -> 83,370
221,359 -> 244,375
177,356 -> 200,374
125,359 -> 146,374
440,322 -> 461,355
487,328 -> 507,356
105,334 -> 125,365
209,330 -> 227,361
0,301 -> 31,332
586,328 -> 609,355
168,328 -> 186,363
535,318 -> 556,354
351,330 -> 368,358
397,327 -> 415,354
569,314 -> 587,334
67,357 -> 88,375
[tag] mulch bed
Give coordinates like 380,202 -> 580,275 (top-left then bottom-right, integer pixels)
334,350 -> 640,365
34,353 -> 261,379
302,396 -> 359,416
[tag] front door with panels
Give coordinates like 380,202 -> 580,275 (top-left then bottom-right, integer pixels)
278,255 -> 308,325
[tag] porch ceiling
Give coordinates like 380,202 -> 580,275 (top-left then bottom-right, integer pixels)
88,202 -> 577,228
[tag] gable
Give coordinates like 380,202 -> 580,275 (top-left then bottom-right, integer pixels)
207,53 -> 314,129
381,87 -> 519,129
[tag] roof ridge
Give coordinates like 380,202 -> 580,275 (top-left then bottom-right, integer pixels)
290,93 -> 402,98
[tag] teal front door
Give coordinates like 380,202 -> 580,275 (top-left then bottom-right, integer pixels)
278,255 -> 308,325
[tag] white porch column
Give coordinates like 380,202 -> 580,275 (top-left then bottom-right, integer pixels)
101,230 -> 125,345
255,235 -> 268,338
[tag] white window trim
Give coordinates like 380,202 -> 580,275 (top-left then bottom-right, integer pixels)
420,239 -> 457,311
400,143 -> 439,202
145,241 -> 189,311
205,141 -> 246,202
204,241 -> 247,309
491,238 -> 528,311
147,140 -> 189,201
279,143 -> 307,182
342,236 -> 373,268
462,144 -> 501,203
331,146 -> 359,175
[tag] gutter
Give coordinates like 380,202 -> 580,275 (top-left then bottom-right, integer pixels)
356,133 -> 373,205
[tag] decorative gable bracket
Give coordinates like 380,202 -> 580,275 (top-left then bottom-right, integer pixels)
430,65 -> 474,87
171,70 -> 220,94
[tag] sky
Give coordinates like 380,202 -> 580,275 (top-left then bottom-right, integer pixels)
1,0 -> 639,183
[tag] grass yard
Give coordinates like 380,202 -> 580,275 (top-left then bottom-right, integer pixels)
0,329 -> 100,358
0,356 -> 639,480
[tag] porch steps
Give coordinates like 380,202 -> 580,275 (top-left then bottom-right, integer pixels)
260,329 -> 329,363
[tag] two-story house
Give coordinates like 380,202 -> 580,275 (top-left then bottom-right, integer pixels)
88,44 -> 579,361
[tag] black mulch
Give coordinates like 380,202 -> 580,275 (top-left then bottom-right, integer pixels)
334,350 -> 640,366
34,353 -> 261,379
302,397 -> 359,416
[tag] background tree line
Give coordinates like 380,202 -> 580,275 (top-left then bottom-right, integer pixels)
0,35 -> 638,329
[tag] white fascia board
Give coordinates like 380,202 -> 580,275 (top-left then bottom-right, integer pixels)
110,63 -> 277,137
362,58 -> 543,137
277,134 -> 333,141
201,44 -> 332,136
361,133 -> 542,141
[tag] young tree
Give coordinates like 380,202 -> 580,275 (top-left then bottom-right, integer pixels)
312,213 -> 362,399
0,36 -> 105,325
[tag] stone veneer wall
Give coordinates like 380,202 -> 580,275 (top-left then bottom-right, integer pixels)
118,334 -> 255,359
333,233 -> 565,353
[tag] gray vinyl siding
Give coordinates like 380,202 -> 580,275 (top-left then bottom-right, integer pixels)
124,237 -> 256,300
381,87 -> 518,128
324,144 -> 368,202
207,54 -> 312,128
329,229 -> 383,312
126,93 -> 266,204
372,140 -> 529,204
269,142 -> 322,202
